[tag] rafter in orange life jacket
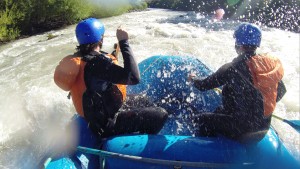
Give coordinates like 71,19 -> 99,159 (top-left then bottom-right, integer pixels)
54,53 -> 127,117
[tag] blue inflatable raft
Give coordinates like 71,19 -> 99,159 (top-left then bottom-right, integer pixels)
45,55 -> 300,169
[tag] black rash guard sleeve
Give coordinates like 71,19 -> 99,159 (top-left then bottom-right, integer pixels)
88,40 -> 140,85
193,63 -> 232,91
118,39 -> 140,84
276,80 -> 286,102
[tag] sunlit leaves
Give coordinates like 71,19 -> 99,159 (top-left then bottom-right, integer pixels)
0,0 -> 147,42
227,0 -> 241,6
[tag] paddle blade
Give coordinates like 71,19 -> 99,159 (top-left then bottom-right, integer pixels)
272,115 -> 300,133
285,120 -> 300,133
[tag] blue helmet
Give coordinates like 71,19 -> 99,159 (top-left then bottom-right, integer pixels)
75,18 -> 105,45
233,23 -> 262,47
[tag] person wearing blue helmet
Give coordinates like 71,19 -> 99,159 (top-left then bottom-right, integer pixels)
54,18 -> 168,139
188,23 -> 286,143
75,17 -> 106,46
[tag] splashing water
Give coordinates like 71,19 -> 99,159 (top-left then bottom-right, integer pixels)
0,8 -> 299,168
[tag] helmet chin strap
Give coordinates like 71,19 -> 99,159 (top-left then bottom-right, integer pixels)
93,39 -> 104,52
235,45 -> 244,55
235,45 -> 257,55
93,45 -> 101,52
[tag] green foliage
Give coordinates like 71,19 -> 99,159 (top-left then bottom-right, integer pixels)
19,0 -> 95,34
149,0 -> 181,9
227,0 -> 240,6
47,33 -> 58,40
0,0 -> 147,43
92,5 -> 132,18
91,0 -> 148,18
0,0 -> 26,41
135,1 -> 148,10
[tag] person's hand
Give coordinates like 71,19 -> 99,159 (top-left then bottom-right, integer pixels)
188,73 -> 196,82
116,26 -> 129,41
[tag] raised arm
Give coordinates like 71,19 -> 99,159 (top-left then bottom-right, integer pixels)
87,28 -> 140,85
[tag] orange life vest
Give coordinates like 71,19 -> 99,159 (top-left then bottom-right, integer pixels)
54,53 -> 127,117
246,53 -> 284,117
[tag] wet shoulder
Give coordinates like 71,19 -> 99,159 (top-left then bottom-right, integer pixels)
250,53 -> 283,74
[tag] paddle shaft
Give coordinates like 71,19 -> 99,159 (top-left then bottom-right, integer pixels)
272,114 -> 300,132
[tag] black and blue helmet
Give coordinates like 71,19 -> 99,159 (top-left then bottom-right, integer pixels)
234,23 -> 262,47
75,18 -> 105,45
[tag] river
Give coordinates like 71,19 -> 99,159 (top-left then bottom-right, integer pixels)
0,8 -> 299,169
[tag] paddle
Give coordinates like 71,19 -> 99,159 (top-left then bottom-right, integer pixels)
43,157 -> 52,168
272,114 -> 300,133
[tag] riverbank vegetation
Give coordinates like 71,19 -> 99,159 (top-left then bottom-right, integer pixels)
0,0 -> 147,43
1,0 -> 298,44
